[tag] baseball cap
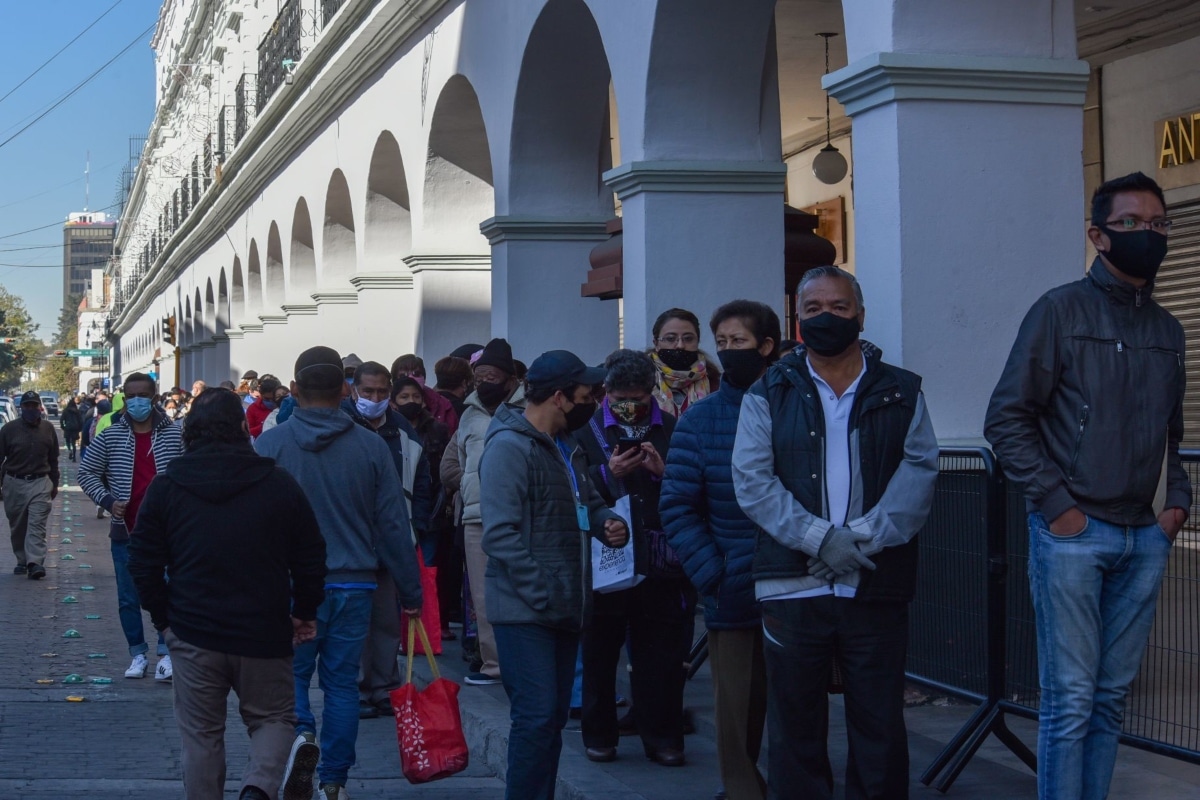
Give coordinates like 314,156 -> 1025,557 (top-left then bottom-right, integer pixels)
19,390 -> 40,406
525,350 -> 606,394
241,370 -> 258,381
294,346 -> 345,390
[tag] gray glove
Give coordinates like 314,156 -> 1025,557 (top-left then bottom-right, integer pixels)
808,526 -> 875,579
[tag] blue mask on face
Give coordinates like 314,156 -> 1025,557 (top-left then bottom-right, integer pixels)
124,397 -> 152,422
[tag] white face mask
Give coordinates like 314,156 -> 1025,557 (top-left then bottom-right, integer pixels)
355,396 -> 389,420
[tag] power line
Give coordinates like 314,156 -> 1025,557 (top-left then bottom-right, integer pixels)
0,21 -> 156,152
0,0 -> 126,107
0,202 -> 121,241
0,258 -> 115,269
0,158 -> 122,212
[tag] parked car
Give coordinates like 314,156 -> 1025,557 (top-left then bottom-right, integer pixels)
0,397 -> 16,423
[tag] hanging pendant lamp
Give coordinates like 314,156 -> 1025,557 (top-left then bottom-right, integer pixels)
813,32 -> 848,185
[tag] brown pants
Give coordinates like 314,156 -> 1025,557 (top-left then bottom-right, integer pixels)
710,627 -> 769,800
463,522 -> 500,677
359,568 -> 402,706
166,630 -> 296,800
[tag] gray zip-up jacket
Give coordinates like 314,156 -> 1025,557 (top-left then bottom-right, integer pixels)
479,404 -> 619,632
985,259 -> 1191,527
455,384 -> 527,525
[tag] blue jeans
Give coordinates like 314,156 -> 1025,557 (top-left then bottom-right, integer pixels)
493,623 -> 578,800
110,540 -> 167,658
293,588 -> 373,786
1028,512 -> 1172,800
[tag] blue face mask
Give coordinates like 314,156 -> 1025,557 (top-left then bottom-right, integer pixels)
355,396 -> 389,420
125,397 -> 153,422
263,400 -> 277,410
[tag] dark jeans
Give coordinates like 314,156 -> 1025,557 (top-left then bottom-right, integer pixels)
582,577 -> 693,752
761,596 -> 909,800
493,623 -> 577,800
434,523 -> 463,625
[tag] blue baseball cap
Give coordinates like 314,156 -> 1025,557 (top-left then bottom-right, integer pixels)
526,350 -> 607,393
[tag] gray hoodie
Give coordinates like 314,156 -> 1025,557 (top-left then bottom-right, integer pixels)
254,406 -> 422,608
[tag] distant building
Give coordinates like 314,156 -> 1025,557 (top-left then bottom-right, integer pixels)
63,212 -> 115,309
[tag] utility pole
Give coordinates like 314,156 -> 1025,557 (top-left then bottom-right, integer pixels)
84,151 -> 90,211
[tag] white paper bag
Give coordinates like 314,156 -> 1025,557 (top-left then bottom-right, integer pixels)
591,496 -> 644,594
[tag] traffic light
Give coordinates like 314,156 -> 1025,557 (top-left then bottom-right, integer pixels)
163,316 -> 176,346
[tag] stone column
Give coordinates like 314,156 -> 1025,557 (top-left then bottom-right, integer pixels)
211,334 -> 231,385
179,345 -> 196,387
224,329 -> 246,382
825,48 -> 1089,438
312,291 -> 361,358
258,314 -> 291,380
195,341 -> 218,384
603,161 -> 787,353
238,323 -> 265,379
403,255 -> 491,364
281,304 -> 322,366
480,217 -> 617,367
351,273 -> 417,358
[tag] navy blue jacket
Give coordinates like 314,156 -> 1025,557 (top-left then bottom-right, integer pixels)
660,380 -> 759,630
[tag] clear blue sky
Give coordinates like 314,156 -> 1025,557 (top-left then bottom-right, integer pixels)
0,0 -> 157,339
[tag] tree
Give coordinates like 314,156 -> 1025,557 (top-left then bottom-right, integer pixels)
37,326 -> 78,398
54,294 -> 83,349
0,287 -> 41,389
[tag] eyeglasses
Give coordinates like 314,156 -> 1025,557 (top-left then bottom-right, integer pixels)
1105,217 -> 1173,235
656,334 -> 698,346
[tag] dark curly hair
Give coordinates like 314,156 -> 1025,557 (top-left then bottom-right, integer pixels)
182,387 -> 250,449
603,349 -> 656,393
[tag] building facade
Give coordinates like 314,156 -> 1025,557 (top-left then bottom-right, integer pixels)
109,0 -> 1200,440
63,212 -> 115,308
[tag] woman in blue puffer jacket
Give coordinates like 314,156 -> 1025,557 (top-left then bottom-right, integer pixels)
660,299 -> 782,800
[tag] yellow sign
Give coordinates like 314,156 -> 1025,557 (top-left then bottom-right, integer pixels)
1160,113 -> 1200,169
1156,112 -> 1200,191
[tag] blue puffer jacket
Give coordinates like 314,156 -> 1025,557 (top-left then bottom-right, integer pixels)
660,379 -> 759,630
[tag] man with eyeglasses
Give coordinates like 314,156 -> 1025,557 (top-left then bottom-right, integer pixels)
986,171 -> 1189,800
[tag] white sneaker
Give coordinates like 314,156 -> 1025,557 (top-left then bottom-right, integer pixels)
155,654 -> 173,681
283,732 -> 320,800
124,654 -> 148,679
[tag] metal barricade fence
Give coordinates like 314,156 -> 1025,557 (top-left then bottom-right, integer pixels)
907,447 -> 1200,792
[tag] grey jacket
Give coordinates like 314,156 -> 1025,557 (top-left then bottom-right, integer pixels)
456,384 -> 526,525
479,404 -> 619,632
985,260 -> 1191,527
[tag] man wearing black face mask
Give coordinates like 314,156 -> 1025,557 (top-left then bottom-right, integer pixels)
479,349 -> 626,800
985,172 -> 1188,800
733,268 -> 938,799
448,337 -> 525,686
0,391 -> 60,579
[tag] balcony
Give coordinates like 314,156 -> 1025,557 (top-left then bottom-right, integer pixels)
235,74 -> 256,147
322,0 -> 346,28
258,0 -> 302,113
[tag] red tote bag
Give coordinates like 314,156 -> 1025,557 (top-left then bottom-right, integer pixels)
389,619 -> 470,784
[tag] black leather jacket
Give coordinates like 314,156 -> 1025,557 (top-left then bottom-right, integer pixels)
985,259 -> 1191,526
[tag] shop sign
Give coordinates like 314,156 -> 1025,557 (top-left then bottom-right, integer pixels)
1157,111 -> 1200,190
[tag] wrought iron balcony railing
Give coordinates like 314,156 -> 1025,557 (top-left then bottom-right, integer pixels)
258,0 -> 302,113
235,74 -> 256,146
322,0 -> 346,28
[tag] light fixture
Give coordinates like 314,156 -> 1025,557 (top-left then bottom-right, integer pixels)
813,32 -> 848,185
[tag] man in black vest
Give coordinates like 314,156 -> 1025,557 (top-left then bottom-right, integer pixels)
733,266 -> 938,800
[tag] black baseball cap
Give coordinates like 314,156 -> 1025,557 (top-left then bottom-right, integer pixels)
19,391 -> 40,406
294,346 -> 345,390
525,350 -> 606,393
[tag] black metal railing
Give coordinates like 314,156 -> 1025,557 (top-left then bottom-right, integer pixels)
235,74 -> 256,146
258,0 -> 302,113
202,135 -> 213,190
322,0 -> 345,28
909,447 -> 1200,790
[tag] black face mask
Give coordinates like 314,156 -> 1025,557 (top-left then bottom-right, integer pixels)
657,348 -> 698,371
800,312 -> 860,358
1102,228 -> 1168,282
718,348 -> 767,389
396,402 -> 422,420
564,400 -> 597,432
476,380 -> 510,409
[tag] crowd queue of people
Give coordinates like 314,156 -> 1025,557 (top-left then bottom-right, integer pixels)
0,172 -> 1186,800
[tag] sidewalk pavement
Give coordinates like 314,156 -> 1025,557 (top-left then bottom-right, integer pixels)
4,453 -> 1198,798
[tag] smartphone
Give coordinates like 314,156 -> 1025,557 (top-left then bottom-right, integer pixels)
616,436 -> 645,456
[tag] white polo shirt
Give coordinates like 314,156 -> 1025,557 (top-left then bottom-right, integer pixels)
766,353 -> 865,601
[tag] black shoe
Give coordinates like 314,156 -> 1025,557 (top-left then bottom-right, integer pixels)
586,746 -> 617,763
26,563 -> 45,580
13,563 -> 26,575
645,747 -> 685,767
239,787 -> 270,800
374,700 -> 393,716
358,701 -> 379,719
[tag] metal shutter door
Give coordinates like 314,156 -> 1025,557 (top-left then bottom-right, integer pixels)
1151,200 -> 1200,448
